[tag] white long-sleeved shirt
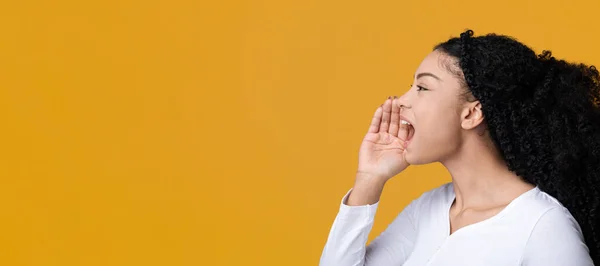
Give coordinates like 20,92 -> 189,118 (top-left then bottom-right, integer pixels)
320,182 -> 594,266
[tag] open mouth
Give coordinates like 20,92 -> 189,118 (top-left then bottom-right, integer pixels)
407,124 -> 415,141
401,120 -> 415,142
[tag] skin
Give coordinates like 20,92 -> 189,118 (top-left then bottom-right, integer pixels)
350,50 -> 535,235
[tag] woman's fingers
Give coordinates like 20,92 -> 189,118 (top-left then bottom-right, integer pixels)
380,97 -> 392,133
389,96 -> 400,137
368,104 -> 383,133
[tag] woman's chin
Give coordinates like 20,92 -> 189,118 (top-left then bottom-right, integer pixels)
405,144 -> 425,165
404,147 -> 415,164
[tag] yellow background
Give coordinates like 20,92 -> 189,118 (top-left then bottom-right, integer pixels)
1,0 -> 599,265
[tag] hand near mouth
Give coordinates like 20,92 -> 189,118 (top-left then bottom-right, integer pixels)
356,96 -> 412,184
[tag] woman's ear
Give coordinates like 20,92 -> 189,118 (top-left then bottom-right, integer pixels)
461,101 -> 484,130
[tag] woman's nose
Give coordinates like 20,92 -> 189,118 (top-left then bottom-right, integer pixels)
397,92 -> 411,110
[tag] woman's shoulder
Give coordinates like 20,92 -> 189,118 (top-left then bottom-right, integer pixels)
521,187 -> 573,215
397,183 -> 454,225
410,182 -> 454,207
519,188 -> 590,263
529,188 -> 581,224
422,182 -> 453,199
507,187 -> 582,234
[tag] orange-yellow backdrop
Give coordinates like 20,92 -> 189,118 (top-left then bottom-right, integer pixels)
1,0 -> 599,265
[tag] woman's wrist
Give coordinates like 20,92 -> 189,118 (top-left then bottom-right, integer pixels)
347,173 -> 387,206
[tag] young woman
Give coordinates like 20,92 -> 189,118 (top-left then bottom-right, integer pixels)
319,30 -> 599,266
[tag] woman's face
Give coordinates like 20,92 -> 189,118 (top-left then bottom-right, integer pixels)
398,50 -> 473,165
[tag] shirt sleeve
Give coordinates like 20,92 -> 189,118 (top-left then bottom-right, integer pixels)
521,207 -> 594,266
319,188 -> 420,266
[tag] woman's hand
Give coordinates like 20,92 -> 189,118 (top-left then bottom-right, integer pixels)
347,96 -> 411,206
357,96 -> 411,184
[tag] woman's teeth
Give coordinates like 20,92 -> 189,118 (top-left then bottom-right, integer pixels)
401,120 -> 411,125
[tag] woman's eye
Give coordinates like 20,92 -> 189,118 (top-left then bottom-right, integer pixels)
416,85 -> 428,91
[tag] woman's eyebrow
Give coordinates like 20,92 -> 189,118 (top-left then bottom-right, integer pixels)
415,72 -> 442,81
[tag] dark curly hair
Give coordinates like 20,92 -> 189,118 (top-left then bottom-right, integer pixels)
435,29 -> 600,263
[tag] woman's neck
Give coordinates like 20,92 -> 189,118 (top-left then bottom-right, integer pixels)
441,135 -> 534,210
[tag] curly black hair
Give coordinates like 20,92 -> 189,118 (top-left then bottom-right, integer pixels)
435,30 -> 600,263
